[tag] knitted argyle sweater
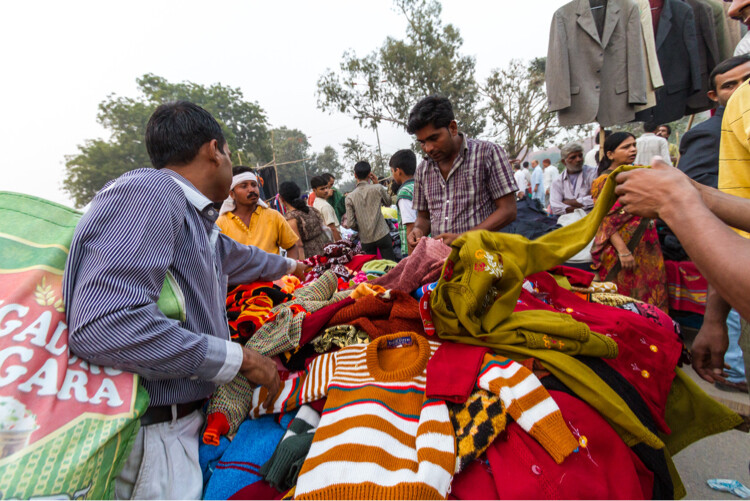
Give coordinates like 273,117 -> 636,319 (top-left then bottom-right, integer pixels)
250,332 -> 577,499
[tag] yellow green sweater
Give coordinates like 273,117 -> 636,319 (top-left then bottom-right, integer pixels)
430,165 -> 670,450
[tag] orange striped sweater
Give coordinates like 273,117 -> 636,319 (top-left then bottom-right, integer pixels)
250,333 -> 577,499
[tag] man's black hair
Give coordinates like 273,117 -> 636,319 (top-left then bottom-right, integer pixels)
643,121 -> 658,133
232,165 -> 253,176
710,54 -> 750,91
389,149 -> 417,176
354,161 -> 372,180
321,173 -> 335,182
310,175 -> 328,189
658,124 -> 672,135
145,101 -> 226,169
522,161 -> 530,168
406,95 -> 455,134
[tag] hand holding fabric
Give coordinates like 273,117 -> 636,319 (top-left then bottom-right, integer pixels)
614,158 -> 699,218
408,227 -> 425,251
435,232 -> 459,246
240,347 -> 280,409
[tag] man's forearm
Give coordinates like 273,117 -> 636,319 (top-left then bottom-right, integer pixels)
471,194 -> 517,232
704,284 -> 732,325
414,218 -> 430,237
286,245 -> 300,260
699,184 -> 750,233
661,199 -> 750,319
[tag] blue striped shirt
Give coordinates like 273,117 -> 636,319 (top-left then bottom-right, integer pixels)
63,168 -> 291,406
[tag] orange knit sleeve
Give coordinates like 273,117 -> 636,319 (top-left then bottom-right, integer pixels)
476,354 -> 578,464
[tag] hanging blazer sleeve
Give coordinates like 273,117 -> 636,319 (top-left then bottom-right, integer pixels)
683,8 -> 704,93
546,11 -> 572,112
627,4 -> 649,105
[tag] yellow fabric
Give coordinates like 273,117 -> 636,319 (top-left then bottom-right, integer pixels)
719,78 -> 750,238
350,283 -> 387,300
381,206 -> 399,220
217,208 -> 299,254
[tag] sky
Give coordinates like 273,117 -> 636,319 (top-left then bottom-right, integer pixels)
0,1 -> 568,207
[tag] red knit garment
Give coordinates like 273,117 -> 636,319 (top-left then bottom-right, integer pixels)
547,265 -> 595,287
326,290 -> 425,339
229,480 -> 288,500
517,272 -> 682,433
487,390 -> 654,500
449,457 -> 499,500
345,254 -> 377,272
426,341 -> 490,404
298,297 -> 355,346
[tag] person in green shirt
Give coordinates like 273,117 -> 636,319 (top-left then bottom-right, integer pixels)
322,173 -> 347,222
389,149 -> 417,258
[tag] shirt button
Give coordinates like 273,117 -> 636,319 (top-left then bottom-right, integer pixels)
208,210 -> 215,216
531,465 -> 542,475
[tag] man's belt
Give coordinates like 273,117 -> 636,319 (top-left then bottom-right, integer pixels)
140,400 -> 204,426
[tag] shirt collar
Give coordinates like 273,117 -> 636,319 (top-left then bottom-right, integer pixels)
162,169 -> 219,222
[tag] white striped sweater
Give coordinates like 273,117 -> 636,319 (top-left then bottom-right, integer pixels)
250,333 -> 577,499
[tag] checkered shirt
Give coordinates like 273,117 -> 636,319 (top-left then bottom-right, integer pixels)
413,134 -> 517,234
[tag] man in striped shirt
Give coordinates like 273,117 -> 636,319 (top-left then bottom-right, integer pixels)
406,96 -> 518,251
63,101 -> 303,499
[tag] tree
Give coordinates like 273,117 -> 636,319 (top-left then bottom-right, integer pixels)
340,137 -> 390,180
316,0 -> 485,138
481,58 -> 593,160
63,73 -> 272,207
271,127 -> 313,188
307,146 -> 346,181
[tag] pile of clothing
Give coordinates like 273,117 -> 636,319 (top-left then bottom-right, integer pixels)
300,239 -> 398,291
198,170 -> 741,500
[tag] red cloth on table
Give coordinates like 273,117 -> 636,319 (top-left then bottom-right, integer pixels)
326,291 -> 425,339
547,265 -> 595,287
665,260 -> 707,314
345,254 -> 377,272
517,272 -> 682,433
487,390 -> 653,500
372,237 -> 451,293
298,297 -> 355,346
228,480 -> 288,500
449,457 -> 499,500
426,342 -> 490,404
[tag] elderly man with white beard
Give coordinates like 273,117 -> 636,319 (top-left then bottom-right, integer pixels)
549,142 -> 598,215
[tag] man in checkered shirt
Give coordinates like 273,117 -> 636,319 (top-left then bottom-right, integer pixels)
406,96 -> 518,252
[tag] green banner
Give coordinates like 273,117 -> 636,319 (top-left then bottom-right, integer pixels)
0,192 -> 183,499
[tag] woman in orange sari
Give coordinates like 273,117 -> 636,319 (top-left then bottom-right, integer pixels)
590,132 -> 668,311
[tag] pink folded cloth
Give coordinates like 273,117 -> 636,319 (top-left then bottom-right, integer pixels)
373,237 -> 451,293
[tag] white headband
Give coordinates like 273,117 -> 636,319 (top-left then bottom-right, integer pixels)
220,172 -> 267,215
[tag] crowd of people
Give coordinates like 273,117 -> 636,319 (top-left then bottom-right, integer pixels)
57,2 -> 750,498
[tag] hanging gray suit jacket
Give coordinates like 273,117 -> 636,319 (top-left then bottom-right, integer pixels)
546,0 -> 648,127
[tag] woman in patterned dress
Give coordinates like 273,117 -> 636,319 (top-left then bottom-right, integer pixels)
590,132 -> 668,311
